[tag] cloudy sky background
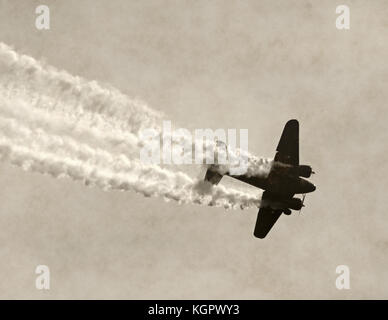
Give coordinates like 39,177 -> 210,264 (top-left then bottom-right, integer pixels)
0,0 -> 387,298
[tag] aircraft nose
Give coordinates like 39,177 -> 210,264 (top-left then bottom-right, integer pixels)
310,184 -> 316,192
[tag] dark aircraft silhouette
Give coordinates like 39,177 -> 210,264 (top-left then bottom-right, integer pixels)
204,119 -> 316,238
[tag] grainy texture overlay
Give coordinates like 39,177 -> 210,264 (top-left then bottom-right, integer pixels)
0,0 -> 387,299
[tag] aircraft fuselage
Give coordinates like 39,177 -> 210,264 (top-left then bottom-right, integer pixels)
228,161 -> 316,195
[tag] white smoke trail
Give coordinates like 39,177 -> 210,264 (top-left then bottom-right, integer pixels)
0,113 -> 260,209
0,43 -> 160,134
0,43 -> 266,209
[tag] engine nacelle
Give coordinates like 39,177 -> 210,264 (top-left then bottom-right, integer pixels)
283,208 -> 292,215
287,197 -> 303,210
261,195 -> 304,211
297,165 -> 314,178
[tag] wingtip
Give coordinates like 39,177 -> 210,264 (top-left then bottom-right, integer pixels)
253,230 -> 267,239
287,119 -> 299,125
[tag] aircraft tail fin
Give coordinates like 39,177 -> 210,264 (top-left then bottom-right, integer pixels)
204,167 -> 223,185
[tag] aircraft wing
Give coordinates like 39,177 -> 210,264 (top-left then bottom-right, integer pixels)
253,191 -> 289,238
274,119 -> 299,166
254,207 -> 283,239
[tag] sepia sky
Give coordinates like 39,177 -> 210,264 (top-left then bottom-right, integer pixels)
0,0 -> 387,299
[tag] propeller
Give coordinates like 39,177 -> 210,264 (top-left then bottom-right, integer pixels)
298,194 -> 306,215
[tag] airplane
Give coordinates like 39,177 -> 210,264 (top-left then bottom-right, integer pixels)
204,119 -> 316,238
